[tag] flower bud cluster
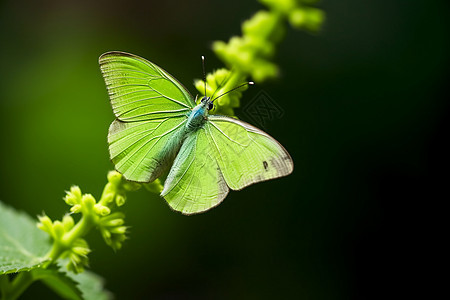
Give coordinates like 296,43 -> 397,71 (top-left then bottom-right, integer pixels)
260,0 -> 325,31
37,171 -> 134,273
38,213 -> 90,273
99,170 -> 142,207
195,0 -> 324,117
65,238 -> 91,273
37,214 -> 75,240
213,11 -> 283,83
98,212 -> 127,251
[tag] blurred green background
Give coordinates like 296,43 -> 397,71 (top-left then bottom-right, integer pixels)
1,0 -> 448,299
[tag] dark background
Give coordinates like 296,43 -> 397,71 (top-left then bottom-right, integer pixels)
0,0 -> 448,299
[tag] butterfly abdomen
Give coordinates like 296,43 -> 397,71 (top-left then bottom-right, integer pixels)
152,125 -> 189,179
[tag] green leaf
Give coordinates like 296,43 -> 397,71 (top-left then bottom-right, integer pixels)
30,266 -> 111,300
68,270 -> 112,300
32,267 -> 82,300
0,201 -> 51,274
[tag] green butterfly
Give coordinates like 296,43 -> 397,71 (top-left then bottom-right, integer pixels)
99,51 -> 293,215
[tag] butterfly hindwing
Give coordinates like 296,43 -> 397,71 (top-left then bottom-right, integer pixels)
205,115 -> 294,190
161,115 -> 293,215
161,128 -> 229,215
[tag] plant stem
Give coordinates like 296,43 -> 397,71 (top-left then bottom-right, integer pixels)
44,213 -> 97,262
62,213 -> 97,246
3,272 -> 34,300
0,275 -> 9,298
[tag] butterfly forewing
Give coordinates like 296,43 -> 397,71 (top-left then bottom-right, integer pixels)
108,117 -> 187,182
100,51 -> 195,182
99,51 -> 195,122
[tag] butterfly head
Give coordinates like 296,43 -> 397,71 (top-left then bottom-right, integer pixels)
200,96 -> 214,111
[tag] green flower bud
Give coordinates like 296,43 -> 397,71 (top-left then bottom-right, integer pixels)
247,36 -> 275,57
259,0 -> 299,15
52,221 -> 65,239
64,186 -> 82,205
70,186 -> 82,198
103,183 -> 116,197
289,8 -> 306,27
62,214 -> 75,231
67,253 -> 88,274
110,226 -> 127,235
109,233 -> 127,251
111,241 -> 121,250
115,194 -> 126,207
73,238 -> 89,248
107,170 -> 122,186
69,252 -> 81,265
251,60 -> 278,82
37,214 -> 53,233
102,192 -> 115,204
214,68 -> 230,84
64,238 -> 91,273
242,11 -> 274,38
103,218 -> 124,227
123,181 -> 142,192
94,204 -> 111,216
101,228 -> 111,240
81,194 -> 96,210
212,40 -> 227,58
217,97 -> 230,107
306,8 -> 325,31
72,245 -> 90,257
98,210 -> 128,251
289,7 -> 325,31
70,204 -> 82,214
101,212 -> 125,222
144,179 -> 164,194
114,233 -> 127,248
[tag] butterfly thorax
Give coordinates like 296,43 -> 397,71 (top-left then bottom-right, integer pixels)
185,97 -> 212,131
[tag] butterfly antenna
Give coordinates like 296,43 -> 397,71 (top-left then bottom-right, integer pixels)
201,56 -> 207,97
210,71 -> 232,100
212,81 -> 254,103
